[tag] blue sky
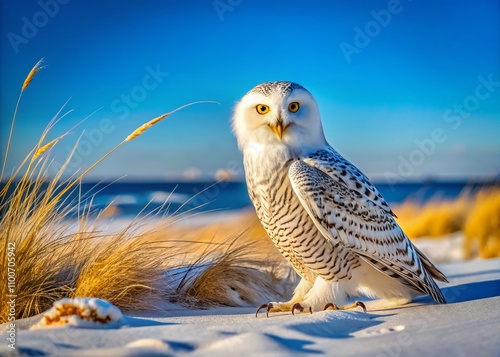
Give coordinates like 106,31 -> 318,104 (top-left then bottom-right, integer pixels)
1,0 -> 499,182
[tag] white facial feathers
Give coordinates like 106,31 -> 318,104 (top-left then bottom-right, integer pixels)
232,81 -> 327,152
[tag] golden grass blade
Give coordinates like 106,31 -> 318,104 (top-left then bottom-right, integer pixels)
1,58 -> 46,181
124,101 -> 219,142
0,92 -> 21,182
34,134 -> 67,159
125,113 -> 169,142
22,58 -> 45,91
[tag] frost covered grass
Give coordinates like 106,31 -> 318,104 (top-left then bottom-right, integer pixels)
0,60 -> 286,324
394,187 -> 500,258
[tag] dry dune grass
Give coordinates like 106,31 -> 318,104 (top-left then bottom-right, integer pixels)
168,236 -> 292,307
463,188 -> 500,259
0,61 -> 287,323
0,60 -> 172,322
394,193 -> 469,239
145,215 -> 291,307
154,212 -> 277,259
394,187 -> 500,258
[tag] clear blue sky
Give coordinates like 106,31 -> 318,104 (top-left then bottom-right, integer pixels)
1,0 -> 499,182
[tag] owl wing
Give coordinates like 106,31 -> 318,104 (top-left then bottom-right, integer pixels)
288,149 -> 447,303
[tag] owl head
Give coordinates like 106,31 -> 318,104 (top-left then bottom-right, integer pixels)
232,81 -> 326,153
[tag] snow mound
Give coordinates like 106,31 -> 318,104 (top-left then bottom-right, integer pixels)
31,297 -> 124,329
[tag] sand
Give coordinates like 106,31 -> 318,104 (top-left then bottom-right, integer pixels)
1,255 -> 499,356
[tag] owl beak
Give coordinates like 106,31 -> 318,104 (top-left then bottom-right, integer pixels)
270,120 -> 285,140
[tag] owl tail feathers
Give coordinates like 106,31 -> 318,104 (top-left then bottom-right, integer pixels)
413,245 -> 448,304
414,246 -> 449,283
423,271 -> 448,304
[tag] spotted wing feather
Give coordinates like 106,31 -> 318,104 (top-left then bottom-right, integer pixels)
288,151 -> 447,303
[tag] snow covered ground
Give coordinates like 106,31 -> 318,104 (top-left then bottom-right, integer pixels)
2,257 -> 499,356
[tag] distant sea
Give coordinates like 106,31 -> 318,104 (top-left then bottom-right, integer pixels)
3,179 -> 494,219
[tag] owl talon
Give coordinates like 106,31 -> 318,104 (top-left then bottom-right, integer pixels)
354,301 -> 367,313
323,301 -> 367,313
291,303 -> 303,315
255,303 -> 273,317
291,303 -> 312,315
324,303 -> 339,311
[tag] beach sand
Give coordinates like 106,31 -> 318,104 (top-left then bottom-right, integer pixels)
2,255 -> 499,356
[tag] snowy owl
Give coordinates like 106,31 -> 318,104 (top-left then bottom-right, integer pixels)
232,81 -> 448,316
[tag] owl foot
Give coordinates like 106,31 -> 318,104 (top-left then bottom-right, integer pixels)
256,301 -> 366,317
255,301 -> 315,317
324,301 -> 367,313
291,303 -> 313,315
255,303 -> 273,317
255,302 -> 297,317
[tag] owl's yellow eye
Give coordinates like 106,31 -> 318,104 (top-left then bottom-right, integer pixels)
256,104 -> 270,114
288,102 -> 300,113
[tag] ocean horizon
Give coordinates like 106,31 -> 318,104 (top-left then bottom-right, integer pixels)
2,178 -> 498,219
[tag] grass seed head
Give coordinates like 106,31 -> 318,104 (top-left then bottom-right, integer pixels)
22,58 -> 45,91
125,113 -> 169,142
